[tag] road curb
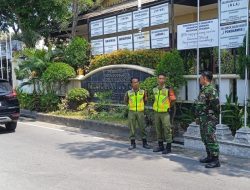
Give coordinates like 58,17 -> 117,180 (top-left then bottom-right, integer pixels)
21,109 -> 130,139
20,109 -> 182,143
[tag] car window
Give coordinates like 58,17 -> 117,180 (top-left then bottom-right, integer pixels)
0,82 -> 12,93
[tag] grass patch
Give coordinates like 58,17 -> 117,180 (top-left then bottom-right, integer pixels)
48,111 -> 87,120
48,109 -> 128,126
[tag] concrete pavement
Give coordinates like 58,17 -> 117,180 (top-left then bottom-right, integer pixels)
0,118 -> 249,190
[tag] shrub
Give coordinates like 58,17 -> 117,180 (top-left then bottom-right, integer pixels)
42,62 -> 76,83
64,37 -> 90,70
58,98 -> 69,113
178,103 -> 196,130
39,93 -> 60,112
16,89 -> 59,112
67,88 -> 90,110
89,106 -> 128,124
42,62 -> 76,93
237,34 -> 250,79
16,89 -> 38,110
222,94 -> 244,136
156,50 -> 186,92
90,49 -> 165,71
140,77 -> 157,104
213,48 -> 234,74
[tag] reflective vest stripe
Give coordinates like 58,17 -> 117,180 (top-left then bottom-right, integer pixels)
128,90 -> 145,112
153,87 -> 170,112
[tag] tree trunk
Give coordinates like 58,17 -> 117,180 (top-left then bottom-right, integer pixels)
71,0 -> 79,38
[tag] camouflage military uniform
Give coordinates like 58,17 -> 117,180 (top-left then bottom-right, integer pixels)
195,83 -> 220,157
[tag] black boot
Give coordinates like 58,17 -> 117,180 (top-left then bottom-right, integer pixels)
162,143 -> 171,154
142,139 -> 151,149
199,150 -> 213,163
205,156 -> 221,168
153,141 -> 164,152
128,139 -> 136,150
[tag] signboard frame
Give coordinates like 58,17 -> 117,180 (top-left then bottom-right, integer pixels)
90,19 -> 103,37
177,19 -> 219,50
117,12 -> 133,32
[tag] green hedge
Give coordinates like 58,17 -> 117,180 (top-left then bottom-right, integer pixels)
90,49 -> 165,71
16,90 -> 60,112
42,62 -> 76,84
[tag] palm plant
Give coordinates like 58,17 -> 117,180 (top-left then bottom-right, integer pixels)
222,94 -> 244,136
15,48 -> 53,94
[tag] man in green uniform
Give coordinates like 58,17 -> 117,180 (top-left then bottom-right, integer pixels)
124,77 -> 150,150
153,74 -> 176,154
195,71 -> 220,168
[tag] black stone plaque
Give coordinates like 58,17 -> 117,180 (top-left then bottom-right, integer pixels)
81,68 -> 152,103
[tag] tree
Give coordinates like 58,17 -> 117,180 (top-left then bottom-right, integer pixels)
64,36 -> 90,70
0,0 -> 71,47
15,48 -> 54,94
156,50 -> 186,91
70,0 -> 96,38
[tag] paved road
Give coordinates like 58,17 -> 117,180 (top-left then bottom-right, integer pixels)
0,118 -> 249,190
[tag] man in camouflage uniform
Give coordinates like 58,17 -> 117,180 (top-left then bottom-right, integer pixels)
195,71 -> 220,168
124,77 -> 150,150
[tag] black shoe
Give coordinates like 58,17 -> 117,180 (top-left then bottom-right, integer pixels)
162,143 -> 171,154
199,151 -> 213,163
128,139 -> 136,150
205,156 -> 221,168
142,139 -> 151,149
153,141 -> 164,152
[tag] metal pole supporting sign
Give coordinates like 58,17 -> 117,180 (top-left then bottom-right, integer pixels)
218,0 -> 222,125
244,1 -> 249,128
196,0 -> 200,97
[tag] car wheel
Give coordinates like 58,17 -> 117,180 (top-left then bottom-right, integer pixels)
5,122 -> 17,132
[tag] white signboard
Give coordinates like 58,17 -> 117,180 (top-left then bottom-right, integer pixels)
177,19 -> 219,50
133,31 -> 150,50
221,0 -> 248,23
118,34 -> 133,50
118,13 -> 132,32
133,9 -> 149,29
151,28 -> 169,49
91,39 -> 103,55
150,3 -> 169,26
91,20 -> 103,37
104,37 -> 117,53
104,16 -> 117,34
220,22 -> 247,49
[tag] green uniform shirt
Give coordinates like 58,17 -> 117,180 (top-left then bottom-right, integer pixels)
195,83 -> 220,117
